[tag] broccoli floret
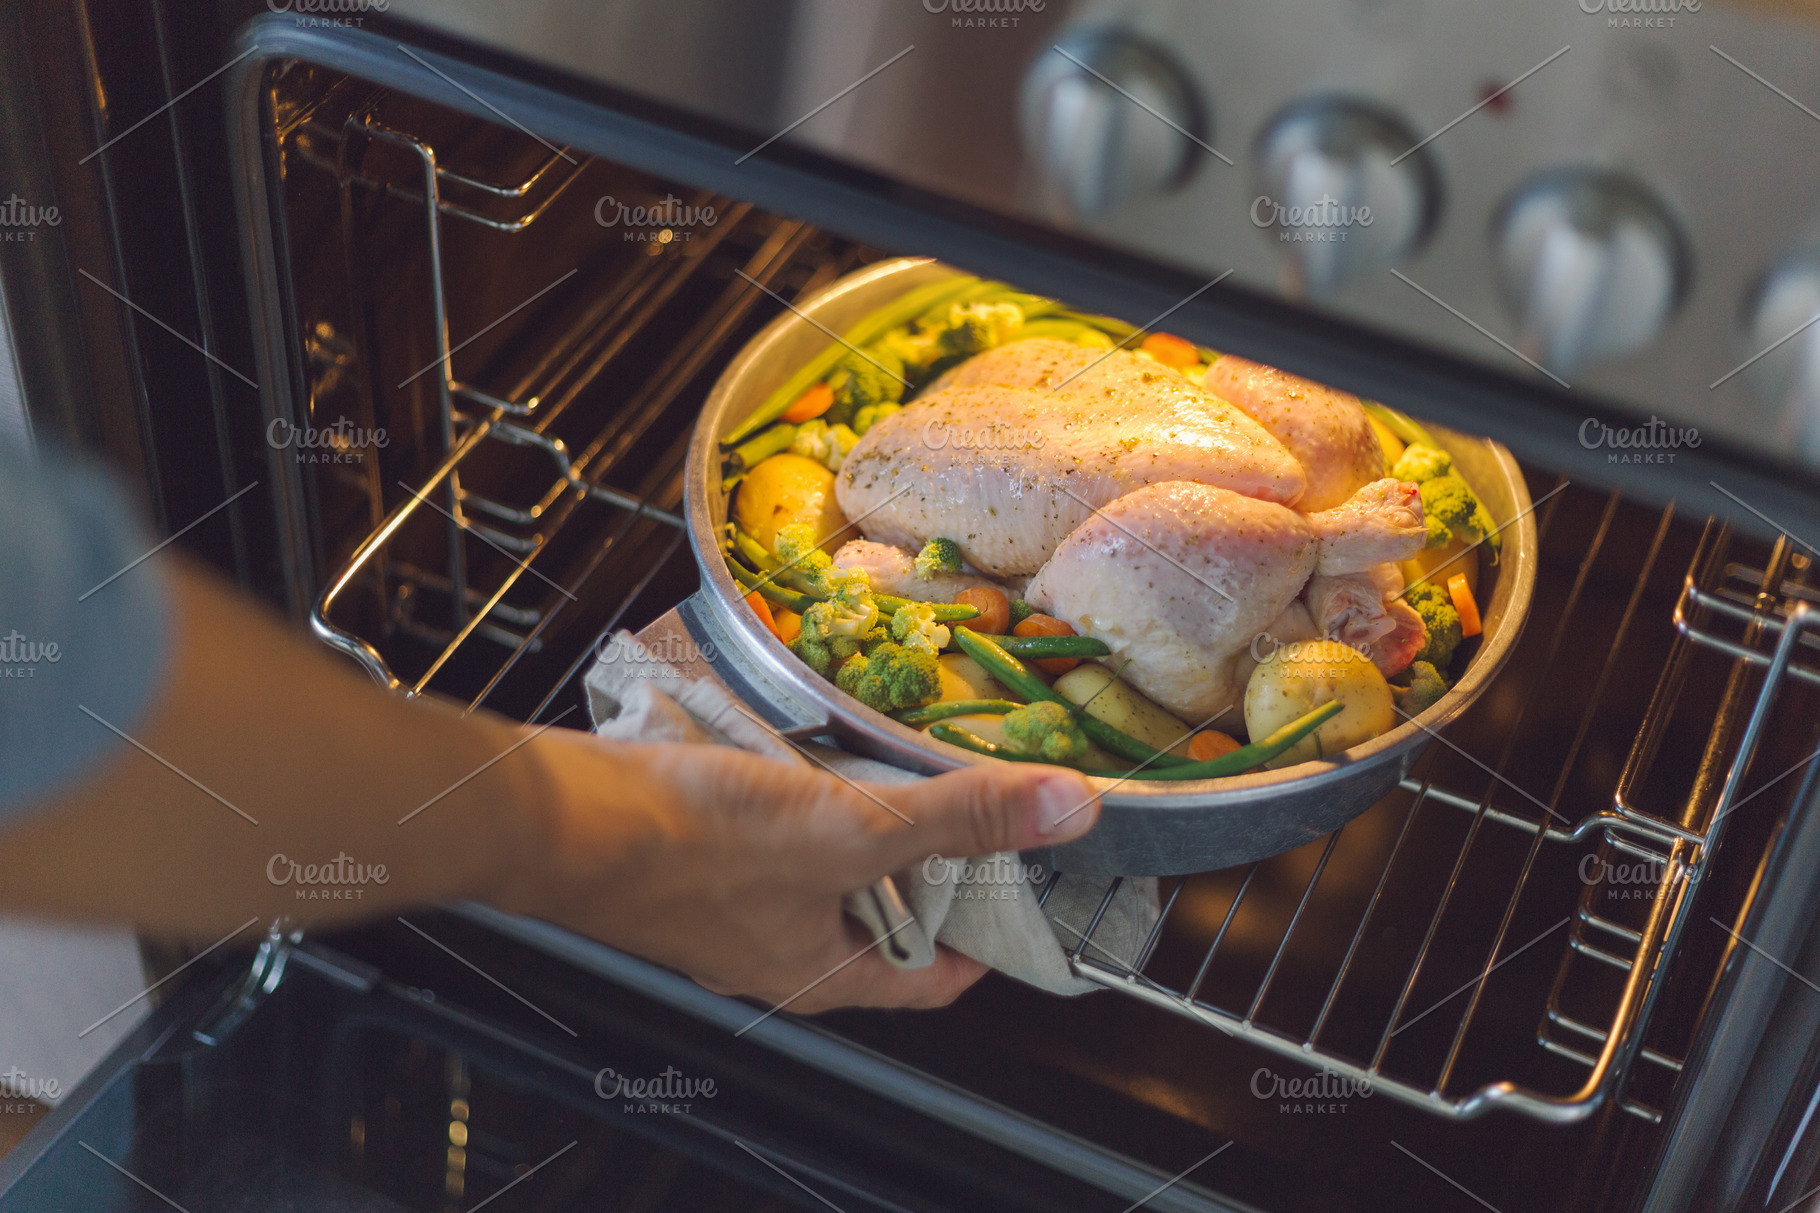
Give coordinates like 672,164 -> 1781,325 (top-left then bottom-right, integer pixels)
789,418 -> 859,471
1393,660 -> 1448,716
888,601 -> 951,655
1423,512 -> 1453,551
914,537 -> 963,580
935,300 -> 1024,358
825,345 -> 906,425
772,522 -> 875,602
1420,475 -> 1501,554
790,591 -> 884,678
1404,581 -> 1464,671
1001,701 -> 1092,765
1008,598 -> 1036,628
851,401 -> 901,436
1392,443 -> 1454,483
834,641 -> 941,712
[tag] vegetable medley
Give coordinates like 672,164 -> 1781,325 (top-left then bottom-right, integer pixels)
720,274 -> 1503,780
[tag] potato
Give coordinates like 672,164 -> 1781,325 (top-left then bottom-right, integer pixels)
1052,663 -> 1194,755
732,453 -> 848,552
1366,414 -> 1405,473
1401,537 -> 1478,600
937,653 -> 1012,703
1244,640 -> 1394,769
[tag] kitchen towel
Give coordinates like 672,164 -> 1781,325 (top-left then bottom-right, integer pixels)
582,631 -> 1158,996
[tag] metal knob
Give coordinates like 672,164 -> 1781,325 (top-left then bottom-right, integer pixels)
1020,30 -> 1207,221
1742,250 -> 1820,463
1492,169 -> 1690,377
1251,98 -> 1440,295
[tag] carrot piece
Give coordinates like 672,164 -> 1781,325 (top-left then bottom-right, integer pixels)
1186,731 -> 1241,763
745,591 -> 782,641
773,607 -> 802,645
1448,573 -> 1482,638
780,381 -> 833,424
1140,332 -> 1199,369
953,585 -> 1010,635
1014,612 -> 1082,675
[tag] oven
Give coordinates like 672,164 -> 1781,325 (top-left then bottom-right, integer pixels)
4,2 -> 1820,1209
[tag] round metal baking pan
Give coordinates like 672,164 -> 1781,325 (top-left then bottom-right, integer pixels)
685,258 -> 1538,875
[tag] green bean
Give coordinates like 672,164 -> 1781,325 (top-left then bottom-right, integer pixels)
727,423 -> 798,471
931,700 -> 1343,780
876,595 -> 979,622
992,634 -> 1111,659
721,276 -> 984,446
724,556 -> 817,613
951,628 -> 1191,767
893,699 -> 1020,727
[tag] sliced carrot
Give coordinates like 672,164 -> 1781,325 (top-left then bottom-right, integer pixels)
953,585 -> 1010,635
780,381 -> 833,424
773,607 -> 802,645
1014,612 -> 1082,675
1186,730 -> 1241,763
745,591 -> 782,641
1448,572 -> 1482,638
1140,332 -> 1199,369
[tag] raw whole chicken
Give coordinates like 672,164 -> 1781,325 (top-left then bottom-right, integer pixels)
835,339 -> 1304,577
1202,354 -> 1388,513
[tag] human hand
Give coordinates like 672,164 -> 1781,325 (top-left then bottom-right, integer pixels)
497,730 -> 1100,1013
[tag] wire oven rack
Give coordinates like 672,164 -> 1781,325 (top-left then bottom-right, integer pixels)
275,96 -> 1820,1128
1054,519 -> 1820,1123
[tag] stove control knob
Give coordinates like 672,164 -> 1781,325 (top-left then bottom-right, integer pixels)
1021,30 -> 1207,220
1252,98 -> 1440,295
1492,169 -> 1690,378
1742,250 -> 1820,462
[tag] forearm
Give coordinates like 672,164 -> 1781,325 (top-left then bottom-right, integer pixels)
0,560 -> 565,935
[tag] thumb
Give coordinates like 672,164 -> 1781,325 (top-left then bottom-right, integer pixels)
858,765 -> 1100,876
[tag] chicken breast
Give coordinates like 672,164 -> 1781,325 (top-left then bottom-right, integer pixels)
1202,355 -> 1387,512
836,340 -> 1305,577
1026,481 -> 1319,720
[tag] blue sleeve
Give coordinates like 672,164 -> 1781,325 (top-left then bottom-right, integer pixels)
0,442 -> 173,817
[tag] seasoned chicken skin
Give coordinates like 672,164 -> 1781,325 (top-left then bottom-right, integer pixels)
1307,478 -> 1426,575
835,340 -> 1305,577
1203,355 -> 1387,512
1026,481 -> 1318,720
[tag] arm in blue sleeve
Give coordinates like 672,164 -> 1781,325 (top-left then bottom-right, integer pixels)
0,442 -> 173,815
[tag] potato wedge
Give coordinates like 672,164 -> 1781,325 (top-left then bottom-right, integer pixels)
1052,663 -> 1193,755
937,653 -> 1013,703
732,453 -> 847,553
1244,640 -> 1393,769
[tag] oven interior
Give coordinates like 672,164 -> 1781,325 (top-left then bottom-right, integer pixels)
243,63 -> 1820,1211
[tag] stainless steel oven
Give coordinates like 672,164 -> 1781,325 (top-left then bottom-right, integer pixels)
4,2 -> 1820,1209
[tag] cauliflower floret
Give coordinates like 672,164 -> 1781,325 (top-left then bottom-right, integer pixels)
789,418 -> 860,471
888,601 -> 951,655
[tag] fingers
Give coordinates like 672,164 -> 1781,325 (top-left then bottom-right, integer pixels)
853,764 -> 1100,879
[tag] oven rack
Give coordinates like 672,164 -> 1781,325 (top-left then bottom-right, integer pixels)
1054,516 -> 1818,1124
292,108 -> 870,704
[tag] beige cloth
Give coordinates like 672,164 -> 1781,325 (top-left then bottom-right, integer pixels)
583,631 -> 1158,995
